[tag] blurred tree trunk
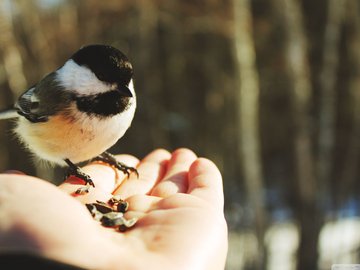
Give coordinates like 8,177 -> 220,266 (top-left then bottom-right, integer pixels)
0,0 -> 31,174
134,0 -> 171,151
159,2 -> 189,148
58,1 -> 79,51
278,0 -> 319,269
340,0 -> 360,206
0,1 -> 27,96
17,0 -> 53,74
317,0 -> 345,210
233,0 -> 266,269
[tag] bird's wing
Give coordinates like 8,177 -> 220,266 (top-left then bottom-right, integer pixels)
14,72 -> 71,123
0,107 -> 19,120
15,87 -> 49,123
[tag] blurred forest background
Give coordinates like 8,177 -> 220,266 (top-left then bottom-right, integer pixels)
0,0 -> 359,269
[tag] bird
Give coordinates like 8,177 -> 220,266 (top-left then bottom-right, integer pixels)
0,44 -> 138,194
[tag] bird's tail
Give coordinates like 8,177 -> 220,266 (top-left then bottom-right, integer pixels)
0,108 -> 18,120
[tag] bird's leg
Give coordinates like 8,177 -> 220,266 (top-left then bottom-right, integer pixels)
64,158 -> 95,194
93,151 -> 139,178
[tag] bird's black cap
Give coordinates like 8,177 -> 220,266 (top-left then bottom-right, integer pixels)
71,45 -> 133,86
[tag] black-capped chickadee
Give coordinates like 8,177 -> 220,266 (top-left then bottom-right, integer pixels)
0,44 -> 138,193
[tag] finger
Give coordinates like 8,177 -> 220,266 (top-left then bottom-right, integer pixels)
126,194 -> 162,212
187,158 -> 224,210
0,174 -> 110,262
151,148 -> 197,198
0,174 -> 96,228
117,195 -> 163,228
113,149 -> 171,199
2,170 -> 26,175
59,155 -> 139,203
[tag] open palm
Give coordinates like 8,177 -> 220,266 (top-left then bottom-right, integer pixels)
0,148 -> 228,270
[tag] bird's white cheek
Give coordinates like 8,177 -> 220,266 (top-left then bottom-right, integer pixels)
56,59 -> 110,96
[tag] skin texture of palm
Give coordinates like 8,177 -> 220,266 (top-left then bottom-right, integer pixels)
0,148 -> 228,270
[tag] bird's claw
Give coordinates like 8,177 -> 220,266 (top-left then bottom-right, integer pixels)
117,164 -> 139,179
93,152 -> 139,179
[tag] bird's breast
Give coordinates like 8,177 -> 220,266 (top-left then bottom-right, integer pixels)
15,102 -> 136,165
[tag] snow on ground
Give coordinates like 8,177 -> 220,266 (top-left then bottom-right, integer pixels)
226,218 -> 360,270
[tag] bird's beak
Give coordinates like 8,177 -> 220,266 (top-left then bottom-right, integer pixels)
117,85 -> 133,97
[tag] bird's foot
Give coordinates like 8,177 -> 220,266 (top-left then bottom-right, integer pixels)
64,158 -> 95,194
93,152 -> 139,178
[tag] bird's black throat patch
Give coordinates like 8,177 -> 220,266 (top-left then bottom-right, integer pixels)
76,90 -> 131,117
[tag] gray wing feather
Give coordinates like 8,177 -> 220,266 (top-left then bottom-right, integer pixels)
0,108 -> 19,119
12,72 -> 71,123
15,87 -> 49,123
15,87 -> 37,114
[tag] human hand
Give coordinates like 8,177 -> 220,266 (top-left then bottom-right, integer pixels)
0,148 -> 228,270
